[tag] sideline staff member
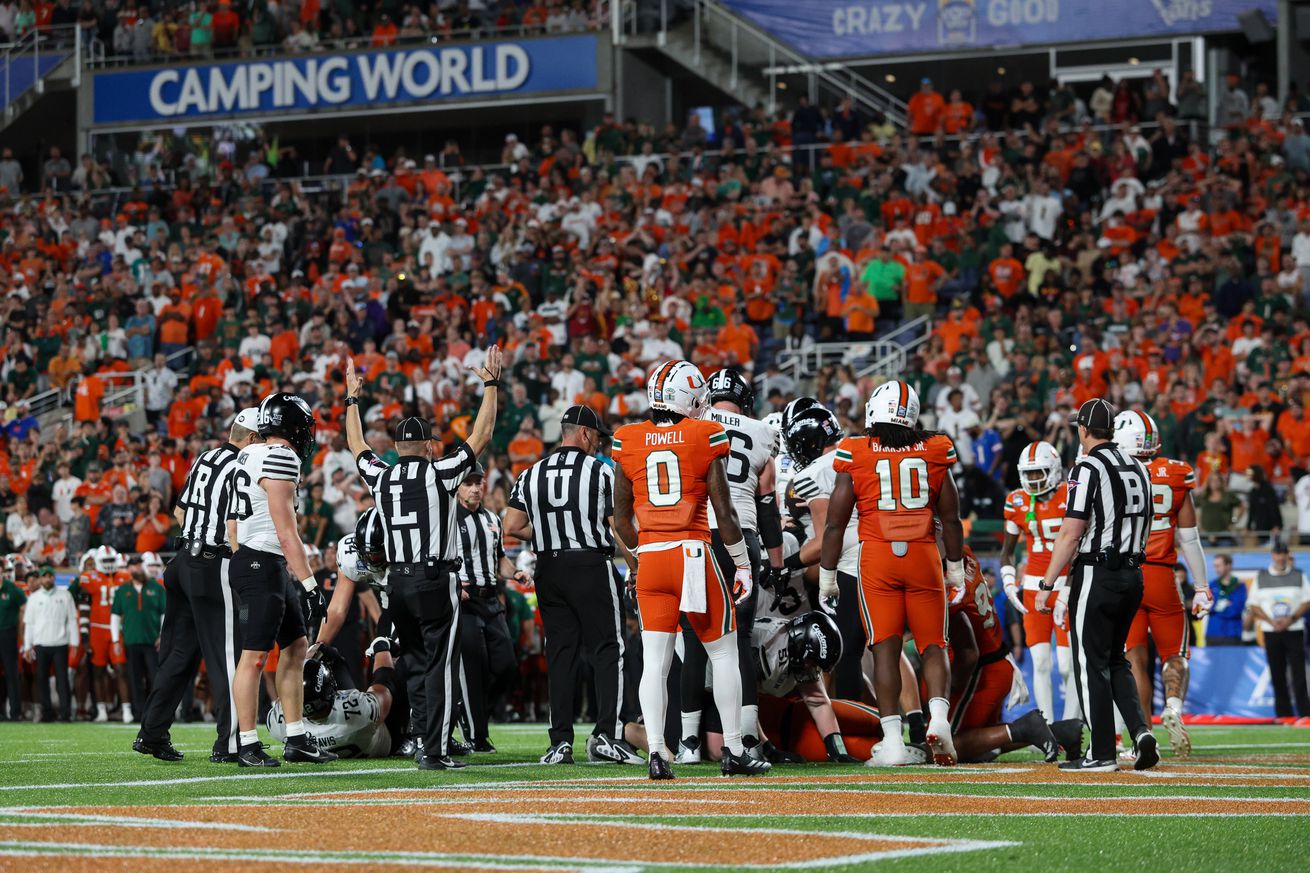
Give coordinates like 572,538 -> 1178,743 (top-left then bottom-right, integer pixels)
1036,399 -> 1157,772
345,348 -> 502,772
503,405 -> 640,766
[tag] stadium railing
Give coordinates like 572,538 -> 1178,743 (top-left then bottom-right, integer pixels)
28,346 -> 192,430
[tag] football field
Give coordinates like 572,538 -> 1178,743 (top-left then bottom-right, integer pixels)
0,722 -> 1306,871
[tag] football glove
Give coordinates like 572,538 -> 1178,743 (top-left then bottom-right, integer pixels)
758,564 -> 785,592
1191,587 -> 1214,618
300,585 -> 327,624
1052,587 -> 1070,630
733,568 -> 753,605
314,642 -> 342,666
1001,565 -> 1027,615
818,566 -> 840,613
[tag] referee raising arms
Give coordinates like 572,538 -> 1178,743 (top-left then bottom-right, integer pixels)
344,348 -> 502,772
134,407 -> 260,763
502,405 -> 641,766
1035,399 -> 1158,773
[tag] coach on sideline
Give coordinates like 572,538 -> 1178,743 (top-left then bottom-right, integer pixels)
344,349 -> 502,771
134,408 -> 260,763
503,405 -> 641,766
1036,399 -> 1157,773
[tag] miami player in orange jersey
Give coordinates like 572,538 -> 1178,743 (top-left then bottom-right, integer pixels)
948,544 -> 1081,763
999,440 -> 1080,723
820,379 -> 966,766
69,545 -> 132,722
1113,410 -> 1212,757
612,360 -> 771,779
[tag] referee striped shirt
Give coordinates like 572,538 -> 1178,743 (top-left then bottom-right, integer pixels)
1066,442 -> 1151,557
356,444 -> 476,563
175,443 -> 239,547
457,506 -> 503,589
509,447 -> 615,553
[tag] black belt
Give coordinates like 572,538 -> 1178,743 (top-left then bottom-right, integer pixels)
1076,551 -> 1144,570
465,586 -> 499,600
390,559 -> 462,578
176,538 -> 231,560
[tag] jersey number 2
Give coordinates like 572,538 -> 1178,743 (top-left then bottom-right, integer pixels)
646,450 -> 683,507
874,457 -> 930,511
1150,483 -> 1172,532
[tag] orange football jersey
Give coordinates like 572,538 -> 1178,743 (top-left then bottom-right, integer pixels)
612,418 -> 730,546
1145,457 -> 1196,564
1002,483 -> 1068,578
78,570 -> 121,626
833,433 -> 957,543
950,547 -> 1004,658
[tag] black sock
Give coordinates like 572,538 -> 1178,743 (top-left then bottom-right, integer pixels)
907,711 -> 927,744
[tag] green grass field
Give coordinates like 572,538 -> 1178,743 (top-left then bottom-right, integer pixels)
0,721 -> 1307,871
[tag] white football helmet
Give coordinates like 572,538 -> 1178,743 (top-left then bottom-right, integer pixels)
141,551 -> 165,577
647,360 -> 707,420
93,545 -> 120,574
763,411 -> 783,454
865,380 -> 920,429
1017,441 -> 1063,497
1113,410 -> 1160,459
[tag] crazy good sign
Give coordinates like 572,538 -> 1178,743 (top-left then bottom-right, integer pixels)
91,34 -> 598,125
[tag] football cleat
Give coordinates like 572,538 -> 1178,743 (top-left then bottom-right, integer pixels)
868,741 -> 913,767
540,742 -> 574,764
742,735 -> 767,763
1161,706 -> 1191,758
925,718 -> 957,766
674,736 -> 702,764
472,739 -> 497,754
720,748 -> 771,776
1118,747 -> 1138,765
283,735 -> 338,764
1049,719 -> 1085,763
648,751 -> 674,780
1133,731 -> 1160,771
762,740 -> 804,764
1009,710 -> 1059,763
417,755 -> 466,770
448,739 -> 474,757
1058,756 -> 1118,773
903,743 -> 932,765
587,734 -> 644,764
132,736 -> 183,761
394,737 -> 419,758
209,752 -> 240,764
237,742 -> 281,768
93,709 -> 108,723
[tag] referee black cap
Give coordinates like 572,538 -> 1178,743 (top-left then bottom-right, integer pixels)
561,404 -> 610,437
1071,398 -> 1116,431
466,462 -> 486,481
395,416 -> 433,442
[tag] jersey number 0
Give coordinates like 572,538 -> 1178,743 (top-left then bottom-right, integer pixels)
646,450 -> 683,506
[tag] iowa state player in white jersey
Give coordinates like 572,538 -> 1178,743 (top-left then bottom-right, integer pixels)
676,369 -> 785,763
228,393 -> 336,768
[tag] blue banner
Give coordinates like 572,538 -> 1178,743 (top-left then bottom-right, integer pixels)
91,34 -> 599,125
720,0 -> 1277,59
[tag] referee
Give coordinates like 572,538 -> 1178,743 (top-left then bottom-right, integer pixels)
502,405 -> 641,766
134,407 -> 259,763
454,463 -> 527,753
344,349 -> 502,771
1036,398 -> 1158,773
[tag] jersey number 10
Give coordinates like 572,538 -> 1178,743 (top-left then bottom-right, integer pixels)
873,457 -> 930,511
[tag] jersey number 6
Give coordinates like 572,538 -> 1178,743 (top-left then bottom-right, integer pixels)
873,456 -> 930,511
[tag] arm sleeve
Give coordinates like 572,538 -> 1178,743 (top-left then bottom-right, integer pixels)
355,450 -> 389,490
757,492 -> 783,550
1064,462 -> 1097,520
432,443 -> 476,493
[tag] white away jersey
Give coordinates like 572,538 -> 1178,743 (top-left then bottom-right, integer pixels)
233,443 -> 301,554
775,452 -> 798,516
265,689 -> 390,758
706,408 -> 776,532
758,531 -> 808,623
789,451 -> 859,575
753,615 -> 818,699
337,532 -> 387,589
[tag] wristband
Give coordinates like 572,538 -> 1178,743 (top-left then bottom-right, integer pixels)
1038,580 -> 1055,591
1000,565 -> 1017,587
724,536 -> 750,571
300,576 -> 317,592
784,552 -> 805,572
483,378 -> 502,388
345,396 -> 359,408
945,559 -> 964,578
818,566 -> 838,589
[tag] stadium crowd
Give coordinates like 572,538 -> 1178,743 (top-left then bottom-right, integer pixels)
1,69 -> 1310,726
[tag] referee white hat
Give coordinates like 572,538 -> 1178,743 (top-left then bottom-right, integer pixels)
233,407 -> 260,430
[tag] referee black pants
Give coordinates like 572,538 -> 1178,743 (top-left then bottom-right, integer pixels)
0,626 -> 20,719
456,593 -> 517,742
140,553 -> 242,756
1265,630 -> 1310,718
1067,562 -> 1149,761
537,550 -> 624,747
390,569 -> 461,760
680,530 -> 762,726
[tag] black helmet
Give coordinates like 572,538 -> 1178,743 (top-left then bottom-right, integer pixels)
783,408 -> 842,469
707,368 -> 754,414
355,507 -> 386,566
258,393 -> 316,460
302,656 -> 337,718
781,396 -> 823,432
786,611 -> 843,673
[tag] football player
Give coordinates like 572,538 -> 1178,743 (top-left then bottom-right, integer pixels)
312,509 -> 386,689
676,369 -> 783,764
266,636 -> 407,758
612,360 -> 770,779
999,441 -> 1079,722
821,380 -> 965,766
70,546 -> 131,722
1113,410 -> 1210,757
